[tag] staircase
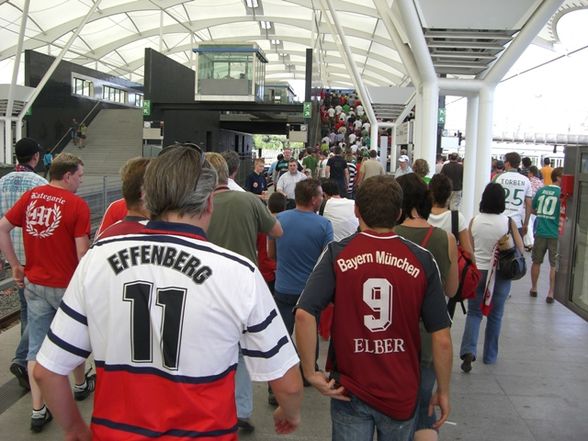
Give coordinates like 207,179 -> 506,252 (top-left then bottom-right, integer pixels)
63,108 -> 142,175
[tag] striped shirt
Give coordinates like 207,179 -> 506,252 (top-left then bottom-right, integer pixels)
0,169 -> 47,263
37,220 -> 298,440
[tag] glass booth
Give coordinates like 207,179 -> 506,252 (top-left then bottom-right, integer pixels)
194,44 -> 267,102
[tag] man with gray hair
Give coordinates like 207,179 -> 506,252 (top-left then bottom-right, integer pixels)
32,144 -> 302,440
206,151 -> 284,432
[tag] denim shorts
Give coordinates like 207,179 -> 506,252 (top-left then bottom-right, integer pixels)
24,279 -> 66,360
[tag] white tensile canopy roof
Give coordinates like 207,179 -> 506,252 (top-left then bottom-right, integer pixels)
0,0 -> 585,94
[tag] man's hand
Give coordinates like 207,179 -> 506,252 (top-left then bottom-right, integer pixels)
64,422 -> 92,441
305,371 -> 350,401
429,390 -> 450,430
11,264 -> 24,288
521,224 -> 528,237
273,405 -> 300,434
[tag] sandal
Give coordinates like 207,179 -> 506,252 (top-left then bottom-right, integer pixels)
529,290 -> 538,298
546,297 -> 554,304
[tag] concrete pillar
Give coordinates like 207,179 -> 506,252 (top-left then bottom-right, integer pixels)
413,89 -> 423,159
420,81 -> 439,171
474,86 -> 495,212
462,95 -> 479,221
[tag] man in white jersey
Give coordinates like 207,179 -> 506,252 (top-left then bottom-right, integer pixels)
493,152 -> 532,237
33,145 -> 302,440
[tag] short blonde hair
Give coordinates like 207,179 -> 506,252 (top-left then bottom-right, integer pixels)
205,152 -> 229,185
49,152 -> 83,180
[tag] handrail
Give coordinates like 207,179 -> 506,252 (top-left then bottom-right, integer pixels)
50,100 -> 103,154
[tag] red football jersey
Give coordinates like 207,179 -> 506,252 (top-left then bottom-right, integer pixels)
298,231 -> 450,420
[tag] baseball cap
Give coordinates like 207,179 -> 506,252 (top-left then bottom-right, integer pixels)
15,138 -> 42,158
398,154 -> 409,163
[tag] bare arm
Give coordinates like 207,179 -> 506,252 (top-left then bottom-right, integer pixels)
458,228 -> 475,263
33,364 -> 91,441
522,196 -> 532,236
0,217 -> 24,287
325,165 -> 331,178
511,218 -> 524,252
267,237 -> 276,260
355,166 -> 365,187
268,219 -> 283,239
444,232 -> 459,298
268,364 -> 303,434
75,236 -> 90,261
430,327 -> 452,430
294,309 -> 349,401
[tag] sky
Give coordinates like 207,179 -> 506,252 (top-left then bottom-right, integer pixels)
445,9 -> 588,135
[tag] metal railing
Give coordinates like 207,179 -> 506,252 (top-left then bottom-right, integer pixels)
51,100 -> 104,154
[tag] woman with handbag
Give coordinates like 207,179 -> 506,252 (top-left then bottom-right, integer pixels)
394,173 -> 458,441
460,183 -> 524,372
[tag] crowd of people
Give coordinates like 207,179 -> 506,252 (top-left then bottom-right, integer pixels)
1,131 -> 564,441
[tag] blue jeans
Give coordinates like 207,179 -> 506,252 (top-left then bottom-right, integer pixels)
235,350 -> 252,419
331,395 -> 414,441
13,287 -> 29,367
25,280 -> 65,360
460,270 -> 512,364
413,362 -> 437,432
274,291 -> 299,336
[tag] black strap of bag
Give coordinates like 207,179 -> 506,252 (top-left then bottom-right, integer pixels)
318,199 -> 327,216
448,210 -> 466,317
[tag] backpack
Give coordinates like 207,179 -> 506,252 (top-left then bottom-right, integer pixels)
448,211 -> 482,317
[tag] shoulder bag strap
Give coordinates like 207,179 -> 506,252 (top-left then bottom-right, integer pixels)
451,210 -> 459,243
318,199 -> 327,216
420,226 -> 434,248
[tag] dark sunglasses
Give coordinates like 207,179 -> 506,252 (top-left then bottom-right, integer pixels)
161,141 -> 206,167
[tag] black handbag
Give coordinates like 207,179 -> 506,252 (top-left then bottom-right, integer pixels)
496,218 -> 527,280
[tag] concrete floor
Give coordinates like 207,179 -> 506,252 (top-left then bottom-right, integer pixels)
1,258 -> 587,440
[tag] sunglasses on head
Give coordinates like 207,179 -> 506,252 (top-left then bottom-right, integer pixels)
169,142 -> 206,167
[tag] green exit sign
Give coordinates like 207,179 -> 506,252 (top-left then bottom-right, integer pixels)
303,101 -> 312,119
143,99 -> 151,117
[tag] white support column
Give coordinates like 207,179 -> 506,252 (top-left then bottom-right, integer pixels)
18,0 -> 102,120
474,85 -> 495,211
15,118 -> 23,142
413,89 -> 423,159
372,0 -> 421,86
462,95 -> 479,221
420,80 -> 438,169
5,0 -> 30,162
0,118 -> 6,163
370,122 -> 379,151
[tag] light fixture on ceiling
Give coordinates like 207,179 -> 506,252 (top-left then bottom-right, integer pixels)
245,0 -> 259,7
260,20 -> 272,29
270,39 -> 281,45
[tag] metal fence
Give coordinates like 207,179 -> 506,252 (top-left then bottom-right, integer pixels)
77,175 -> 123,234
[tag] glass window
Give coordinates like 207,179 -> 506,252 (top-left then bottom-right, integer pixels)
571,182 -> 588,313
73,77 -> 93,97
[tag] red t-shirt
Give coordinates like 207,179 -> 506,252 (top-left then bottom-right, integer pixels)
96,198 -> 127,236
256,233 -> 276,282
6,184 -> 90,288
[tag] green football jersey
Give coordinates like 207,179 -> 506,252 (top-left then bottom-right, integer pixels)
532,185 -> 561,238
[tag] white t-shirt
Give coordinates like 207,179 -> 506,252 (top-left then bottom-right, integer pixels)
228,178 -> 245,192
470,213 -> 509,270
327,108 -> 336,118
427,210 -> 467,235
493,170 -> 531,228
323,198 -> 359,241
277,171 -> 307,199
